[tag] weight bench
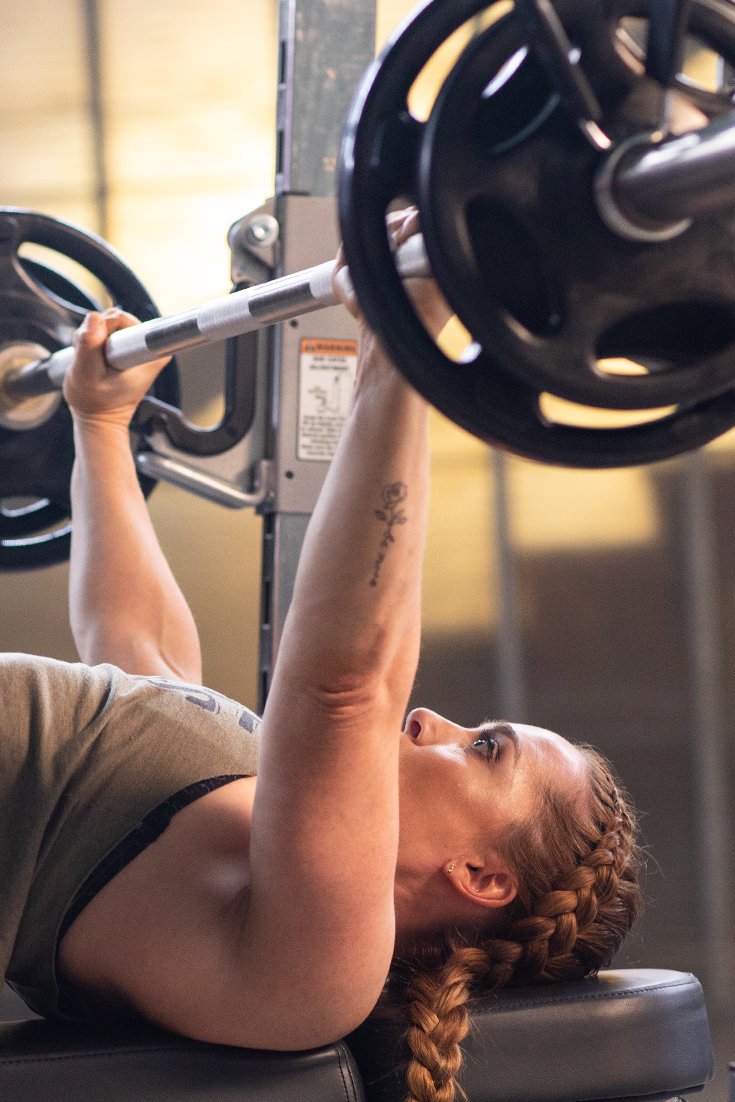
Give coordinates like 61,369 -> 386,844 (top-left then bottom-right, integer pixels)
0,969 -> 714,1101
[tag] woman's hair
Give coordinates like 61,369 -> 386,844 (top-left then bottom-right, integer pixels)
388,744 -> 643,1102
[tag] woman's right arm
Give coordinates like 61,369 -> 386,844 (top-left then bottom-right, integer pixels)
237,211 -> 451,1047
244,352 -> 430,1046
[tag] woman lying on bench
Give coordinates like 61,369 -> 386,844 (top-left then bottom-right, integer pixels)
0,209 -> 642,1102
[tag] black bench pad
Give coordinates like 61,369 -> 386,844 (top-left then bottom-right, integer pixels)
0,1016 -> 364,1101
348,968 -> 714,1101
0,969 -> 714,1102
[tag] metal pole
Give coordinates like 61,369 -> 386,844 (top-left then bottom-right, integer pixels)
257,0 -> 376,708
492,451 -> 528,720
81,0 -> 110,240
681,448 -> 735,1008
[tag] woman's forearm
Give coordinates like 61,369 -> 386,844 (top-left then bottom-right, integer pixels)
273,342 -> 430,700
69,418 -> 202,680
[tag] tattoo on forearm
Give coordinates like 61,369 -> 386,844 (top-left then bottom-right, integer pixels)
370,482 -> 407,587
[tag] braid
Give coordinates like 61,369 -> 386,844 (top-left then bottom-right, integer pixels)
394,745 -> 643,1102
402,951 -> 482,1102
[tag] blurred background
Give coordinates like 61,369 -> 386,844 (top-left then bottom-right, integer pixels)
0,1 -> 732,1096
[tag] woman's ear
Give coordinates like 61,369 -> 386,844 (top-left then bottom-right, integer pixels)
444,856 -> 518,910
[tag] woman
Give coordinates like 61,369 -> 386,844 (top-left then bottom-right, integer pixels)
0,210 -> 641,1102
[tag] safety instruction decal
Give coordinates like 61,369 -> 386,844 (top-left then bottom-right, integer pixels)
297,337 -> 358,461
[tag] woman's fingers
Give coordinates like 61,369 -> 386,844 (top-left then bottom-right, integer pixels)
333,207 -> 453,340
64,308 -> 171,425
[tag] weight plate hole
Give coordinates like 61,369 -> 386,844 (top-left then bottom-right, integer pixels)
539,391 -> 677,430
618,16 -> 735,100
596,301 -> 735,373
407,2 -> 511,121
597,357 -> 649,378
18,244 -> 111,310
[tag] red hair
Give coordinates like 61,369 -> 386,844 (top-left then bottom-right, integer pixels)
389,744 -> 643,1102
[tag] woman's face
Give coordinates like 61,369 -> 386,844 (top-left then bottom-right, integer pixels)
396,708 -> 588,877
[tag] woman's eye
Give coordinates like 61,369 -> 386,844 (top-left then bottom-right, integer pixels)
471,736 -> 500,762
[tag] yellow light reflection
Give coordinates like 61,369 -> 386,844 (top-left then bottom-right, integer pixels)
509,461 -> 660,550
539,392 -> 678,430
598,357 -> 649,376
407,3 -> 512,121
683,44 -> 725,92
705,425 -> 735,454
423,410 -> 496,632
437,315 -> 474,360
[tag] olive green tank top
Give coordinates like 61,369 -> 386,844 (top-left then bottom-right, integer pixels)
0,654 -> 260,1019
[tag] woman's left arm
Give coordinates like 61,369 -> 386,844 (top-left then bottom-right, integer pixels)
64,309 -> 203,681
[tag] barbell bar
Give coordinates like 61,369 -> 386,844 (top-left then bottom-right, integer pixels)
0,235 -> 430,409
600,108 -> 735,233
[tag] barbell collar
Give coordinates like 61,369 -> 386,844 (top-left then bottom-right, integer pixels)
2,235 -> 430,406
602,110 -> 735,238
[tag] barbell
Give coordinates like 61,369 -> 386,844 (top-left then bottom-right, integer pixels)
3,0 -> 735,570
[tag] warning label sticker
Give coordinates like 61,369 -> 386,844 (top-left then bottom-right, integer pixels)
298,337 -> 358,461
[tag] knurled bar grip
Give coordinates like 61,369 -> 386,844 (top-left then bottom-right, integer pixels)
3,234 -> 429,403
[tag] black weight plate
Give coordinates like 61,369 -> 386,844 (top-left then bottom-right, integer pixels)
419,0 -> 735,410
338,0 -> 735,467
0,208 -> 179,569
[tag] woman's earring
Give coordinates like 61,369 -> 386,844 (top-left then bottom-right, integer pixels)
448,862 -> 456,874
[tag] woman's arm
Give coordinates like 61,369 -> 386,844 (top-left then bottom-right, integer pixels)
63,309 -> 202,681
239,211 -> 453,1045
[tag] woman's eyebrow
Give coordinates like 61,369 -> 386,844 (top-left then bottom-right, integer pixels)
482,720 -> 521,765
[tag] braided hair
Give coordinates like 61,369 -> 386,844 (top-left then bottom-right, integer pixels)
389,744 -> 642,1102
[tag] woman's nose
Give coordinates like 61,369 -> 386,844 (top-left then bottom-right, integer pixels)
404,707 -> 460,745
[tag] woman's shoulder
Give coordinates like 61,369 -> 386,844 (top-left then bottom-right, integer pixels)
0,655 -> 261,728
0,652 -> 114,699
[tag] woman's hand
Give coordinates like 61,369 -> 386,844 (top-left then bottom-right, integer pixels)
332,207 -> 454,341
63,307 -> 171,429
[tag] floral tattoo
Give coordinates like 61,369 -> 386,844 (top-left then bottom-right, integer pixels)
370,482 -> 408,587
